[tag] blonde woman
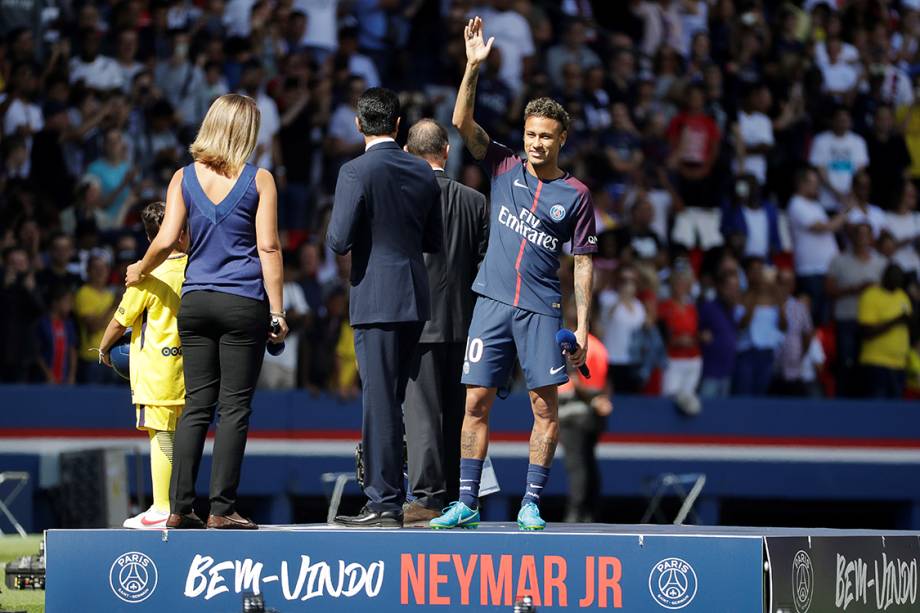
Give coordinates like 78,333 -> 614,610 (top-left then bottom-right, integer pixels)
126,94 -> 288,530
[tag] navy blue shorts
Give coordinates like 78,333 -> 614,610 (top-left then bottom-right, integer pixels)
461,296 -> 568,390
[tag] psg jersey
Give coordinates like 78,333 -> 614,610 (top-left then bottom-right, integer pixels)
473,141 -> 597,316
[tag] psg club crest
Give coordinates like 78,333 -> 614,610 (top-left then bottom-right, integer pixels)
110,551 -> 158,604
649,557 -> 698,609
550,204 -> 566,221
792,550 -> 814,613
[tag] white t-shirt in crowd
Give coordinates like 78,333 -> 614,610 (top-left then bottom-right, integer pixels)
877,65 -> 914,107
820,60 -> 860,94
262,281 -> 309,371
827,251 -> 886,321
847,204 -> 887,238
247,91 -> 280,170
599,291 -> 647,365
478,8 -> 535,94
349,54 -> 380,89
328,104 -> 363,146
742,206 -> 769,258
296,0 -> 339,51
885,211 -> 920,273
117,61 -> 144,93
788,194 -> 840,275
677,1 -> 707,57
808,130 -> 869,210
814,41 -> 860,67
736,110 -> 774,184
223,0 -> 255,37
3,98 -> 43,136
69,55 -> 124,91
647,188 -> 672,242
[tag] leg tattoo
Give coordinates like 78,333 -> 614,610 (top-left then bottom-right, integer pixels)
530,434 -> 558,466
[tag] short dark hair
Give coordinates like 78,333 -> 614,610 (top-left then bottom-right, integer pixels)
141,201 -> 166,241
523,97 -> 569,132
356,87 -> 400,136
406,119 -> 448,158
795,165 -> 818,187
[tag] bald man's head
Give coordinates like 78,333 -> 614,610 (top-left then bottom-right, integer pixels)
406,118 -> 449,168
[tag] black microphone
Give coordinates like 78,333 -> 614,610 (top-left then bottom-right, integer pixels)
267,318 -> 285,356
555,329 -> 590,379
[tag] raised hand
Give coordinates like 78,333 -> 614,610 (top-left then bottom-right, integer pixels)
464,16 -> 494,65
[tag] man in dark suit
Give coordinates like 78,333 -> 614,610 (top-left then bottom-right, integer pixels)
327,88 -> 443,528
402,120 -> 489,526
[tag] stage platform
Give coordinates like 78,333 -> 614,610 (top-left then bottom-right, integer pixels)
44,523 -> 920,612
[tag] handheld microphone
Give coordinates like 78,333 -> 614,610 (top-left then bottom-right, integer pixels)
267,318 -> 285,356
555,328 -> 590,379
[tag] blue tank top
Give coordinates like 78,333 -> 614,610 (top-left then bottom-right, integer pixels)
181,162 -> 266,301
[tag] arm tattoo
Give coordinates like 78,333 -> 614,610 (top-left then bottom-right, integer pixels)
455,63 -> 490,160
530,435 -> 558,465
573,255 -> 594,332
469,124 -> 489,159
460,430 -> 478,458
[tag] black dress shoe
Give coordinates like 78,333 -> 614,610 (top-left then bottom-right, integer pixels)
207,512 -> 258,530
334,505 -> 403,528
166,512 -> 205,529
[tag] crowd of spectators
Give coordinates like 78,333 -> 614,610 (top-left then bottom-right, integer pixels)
1,0 -> 920,402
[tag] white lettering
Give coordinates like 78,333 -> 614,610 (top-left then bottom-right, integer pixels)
281,556 -> 310,600
206,561 -> 234,600
234,559 -> 263,596
835,553 -> 918,611
875,554 -> 917,610
497,206 -> 559,252
184,554 -> 212,598
183,554 -> 385,603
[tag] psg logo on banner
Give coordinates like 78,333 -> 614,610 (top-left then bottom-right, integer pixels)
649,557 -> 698,609
792,550 -> 814,613
109,552 -> 158,604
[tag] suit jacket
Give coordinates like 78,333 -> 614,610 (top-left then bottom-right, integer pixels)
327,140 -> 442,326
420,169 -> 490,343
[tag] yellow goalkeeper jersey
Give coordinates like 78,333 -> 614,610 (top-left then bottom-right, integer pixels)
113,254 -> 187,406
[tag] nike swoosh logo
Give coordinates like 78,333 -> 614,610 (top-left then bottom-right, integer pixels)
140,516 -> 165,527
513,179 -> 529,189
550,366 -> 566,375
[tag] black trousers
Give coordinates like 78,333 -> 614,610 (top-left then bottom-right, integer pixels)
353,322 -> 424,512
171,290 -> 268,516
559,410 -> 604,522
404,342 -> 466,509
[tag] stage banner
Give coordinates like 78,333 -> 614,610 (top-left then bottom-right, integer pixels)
47,526 -> 762,611
766,535 -> 920,613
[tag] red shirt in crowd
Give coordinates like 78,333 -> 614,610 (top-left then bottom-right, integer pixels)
666,112 -> 720,165
658,298 -> 701,359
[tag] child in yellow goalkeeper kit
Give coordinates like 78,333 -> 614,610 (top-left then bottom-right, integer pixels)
99,201 -> 188,529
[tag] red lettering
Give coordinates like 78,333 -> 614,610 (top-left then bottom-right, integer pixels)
515,555 -> 541,606
544,555 -> 567,607
452,554 -> 478,605
579,556 -> 595,607
429,554 -> 450,605
401,554 -> 425,605
598,556 -> 623,608
480,554 -> 513,606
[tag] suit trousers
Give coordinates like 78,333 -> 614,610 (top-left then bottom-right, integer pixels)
171,291 -> 268,516
354,322 -> 424,512
404,342 -> 466,509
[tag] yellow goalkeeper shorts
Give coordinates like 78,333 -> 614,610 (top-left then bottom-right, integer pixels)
135,404 -> 183,432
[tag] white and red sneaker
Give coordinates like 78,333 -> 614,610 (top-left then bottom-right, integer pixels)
123,507 -> 169,529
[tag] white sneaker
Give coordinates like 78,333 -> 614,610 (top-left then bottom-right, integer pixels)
123,507 -> 169,529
